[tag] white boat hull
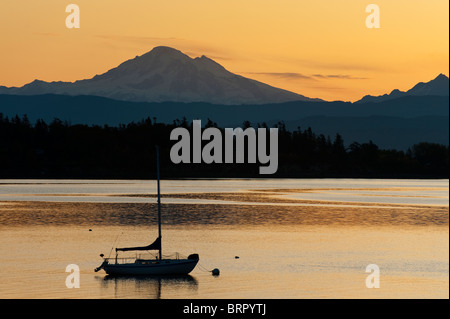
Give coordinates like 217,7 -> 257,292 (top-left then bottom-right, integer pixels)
102,258 -> 198,276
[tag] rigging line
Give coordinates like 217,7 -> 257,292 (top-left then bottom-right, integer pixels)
197,262 -> 214,273
108,232 -> 123,258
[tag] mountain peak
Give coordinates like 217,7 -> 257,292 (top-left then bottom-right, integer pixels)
357,73 -> 449,103
137,46 -> 190,63
0,46 -> 316,104
435,73 -> 448,81
147,46 -> 185,56
408,73 -> 449,96
194,55 -> 226,71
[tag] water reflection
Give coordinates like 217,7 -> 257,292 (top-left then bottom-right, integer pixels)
0,201 -> 447,227
96,274 -> 198,299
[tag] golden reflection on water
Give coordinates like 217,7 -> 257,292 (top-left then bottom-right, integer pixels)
0,223 -> 447,299
0,183 -> 448,299
0,200 -> 447,228
112,187 -> 448,205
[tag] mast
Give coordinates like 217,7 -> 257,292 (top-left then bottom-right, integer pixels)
156,145 -> 162,260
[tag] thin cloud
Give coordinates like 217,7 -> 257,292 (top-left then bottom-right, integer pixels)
245,72 -> 315,80
261,53 -> 386,72
246,72 -> 368,80
312,74 -> 369,80
309,62 -> 383,72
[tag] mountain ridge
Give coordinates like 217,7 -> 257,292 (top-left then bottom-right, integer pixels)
0,47 -> 447,104
357,73 -> 449,103
0,46 -> 320,105
0,93 -> 447,150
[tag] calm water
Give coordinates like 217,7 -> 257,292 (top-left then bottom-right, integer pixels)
0,179 -> 448,299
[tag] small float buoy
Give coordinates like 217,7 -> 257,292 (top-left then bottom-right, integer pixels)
211,268 -> 220,276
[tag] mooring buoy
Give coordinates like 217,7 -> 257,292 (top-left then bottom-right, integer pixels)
212,268 -> 220,276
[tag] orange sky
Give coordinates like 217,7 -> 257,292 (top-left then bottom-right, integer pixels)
0,0 -> 448,101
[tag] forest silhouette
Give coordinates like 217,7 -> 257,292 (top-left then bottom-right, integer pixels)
0,114 -> 448,179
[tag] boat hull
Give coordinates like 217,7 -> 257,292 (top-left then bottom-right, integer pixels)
102,259 -> 198,276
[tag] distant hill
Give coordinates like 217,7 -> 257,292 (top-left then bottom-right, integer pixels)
0,94 -> 447,150
0,46 -> 319,105
276,115 -> 448,151
357,74 -> 449,103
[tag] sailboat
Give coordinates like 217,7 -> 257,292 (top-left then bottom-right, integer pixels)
95,146 -> 199,276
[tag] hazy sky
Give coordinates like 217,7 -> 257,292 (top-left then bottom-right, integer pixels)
0,0 -> 448,101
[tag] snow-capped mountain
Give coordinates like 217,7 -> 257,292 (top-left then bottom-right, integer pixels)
0,46 -> 319,105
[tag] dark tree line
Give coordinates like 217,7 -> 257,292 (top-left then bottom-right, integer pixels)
0,114 -> 448,178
